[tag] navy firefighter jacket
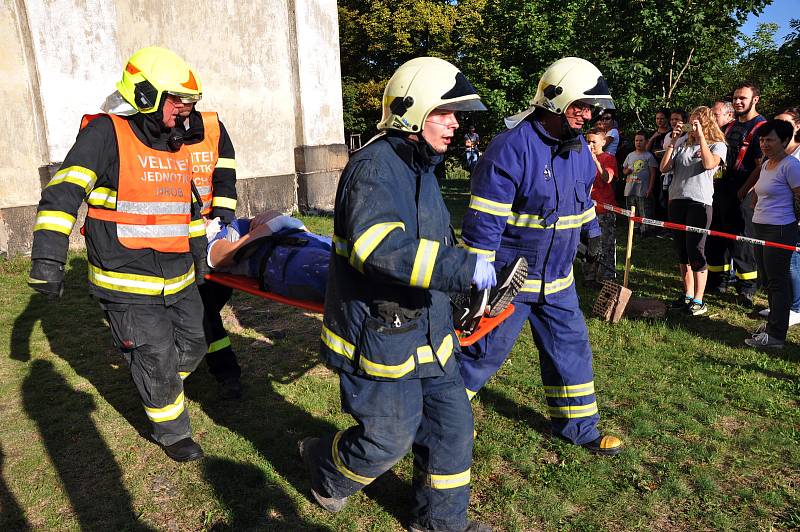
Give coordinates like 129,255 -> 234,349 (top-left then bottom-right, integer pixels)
462,118 -> 600,304
321,133 -> 477,381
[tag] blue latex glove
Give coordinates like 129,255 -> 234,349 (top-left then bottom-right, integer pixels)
472,256 -> 497,290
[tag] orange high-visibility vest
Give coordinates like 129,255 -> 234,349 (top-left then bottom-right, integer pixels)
85,114 -> 192,252
187,112 -> 221,216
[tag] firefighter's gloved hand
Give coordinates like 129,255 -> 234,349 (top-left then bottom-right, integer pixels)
586,235 -> 602,263
194,256 -> 211,285
472,256 -> 497,290
190,233 -> 211,286
28,259 -> 65,298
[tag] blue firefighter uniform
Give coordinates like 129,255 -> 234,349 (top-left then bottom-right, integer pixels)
457,117 -> 604,445
311,133 -> 478,530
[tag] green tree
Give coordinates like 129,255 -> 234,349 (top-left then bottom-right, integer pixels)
337,0 -> 773,140
733,19 -> 800,117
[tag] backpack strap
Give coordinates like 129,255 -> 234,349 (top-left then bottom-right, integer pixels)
728,119 -> 767,171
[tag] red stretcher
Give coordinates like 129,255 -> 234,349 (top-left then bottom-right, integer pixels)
205,272 -> 513,347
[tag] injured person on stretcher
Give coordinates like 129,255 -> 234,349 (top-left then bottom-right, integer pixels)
206,211 -> 527,334
206,211 -> 331,302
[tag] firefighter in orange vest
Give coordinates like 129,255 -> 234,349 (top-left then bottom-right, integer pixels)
28,46 -> 208,462
175,101 -> 243,398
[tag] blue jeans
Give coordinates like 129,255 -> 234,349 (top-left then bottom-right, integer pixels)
465,149 -> 479,171
791,250 -> 800,313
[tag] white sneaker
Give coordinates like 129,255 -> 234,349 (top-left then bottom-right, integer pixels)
758,308 -> 770,317
790,310 -> 800,327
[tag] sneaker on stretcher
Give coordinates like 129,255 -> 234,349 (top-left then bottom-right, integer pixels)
452,256 -> 527,334
452,286 -> 489,335
487,257 -> 528,318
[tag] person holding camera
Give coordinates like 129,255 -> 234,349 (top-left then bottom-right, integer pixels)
661,106 -> 727,316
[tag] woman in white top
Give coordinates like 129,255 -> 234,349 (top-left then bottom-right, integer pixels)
660,106 -> 727,316
745,119 -> 800,348
750,108 -> 800,327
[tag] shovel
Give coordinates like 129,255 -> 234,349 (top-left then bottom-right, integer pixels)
591,207 -> 634,323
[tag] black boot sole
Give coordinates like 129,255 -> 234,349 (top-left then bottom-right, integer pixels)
487,257 -> 527,318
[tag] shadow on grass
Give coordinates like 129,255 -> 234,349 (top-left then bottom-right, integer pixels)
478,388 -> 552,436
0,443 -> 30,531
695,352 -> 800,380
10,257 -> 154,530
578,256 -> 779,351
22,359 -> 151,531
10,257 -> 149,437
186,295 -> 412,529
202,456 -> 327,531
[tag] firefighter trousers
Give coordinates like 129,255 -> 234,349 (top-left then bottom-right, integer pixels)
457,287 -> 601,445
706,192 -> 758,294
100,286 -> 207,446
313,367 -> 474,531
198,282 -> 241,382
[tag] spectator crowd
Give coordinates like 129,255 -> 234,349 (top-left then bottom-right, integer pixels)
568,82 -> 800,349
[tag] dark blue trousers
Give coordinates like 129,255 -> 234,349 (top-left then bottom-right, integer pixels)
314,366 -> 473,531
457,287 -> 600,445
198,281 -> 241,383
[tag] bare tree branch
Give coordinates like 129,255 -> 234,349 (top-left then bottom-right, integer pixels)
667,48 -> 695,101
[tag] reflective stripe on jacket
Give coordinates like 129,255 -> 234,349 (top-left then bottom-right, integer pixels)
85,114 -> 192,253
32,113 -> 197,305
321,134 -> 476,380
461,118 -> 600,304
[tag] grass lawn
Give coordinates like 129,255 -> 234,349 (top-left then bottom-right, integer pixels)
1,175 -> 798,531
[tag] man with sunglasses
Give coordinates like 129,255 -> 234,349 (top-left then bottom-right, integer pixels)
28,46 -> 208,462
457,57 -> 624,456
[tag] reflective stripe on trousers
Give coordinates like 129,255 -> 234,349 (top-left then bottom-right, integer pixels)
457,286 -> 601,445
98,287 -> 206,446
312,367 -> 474,531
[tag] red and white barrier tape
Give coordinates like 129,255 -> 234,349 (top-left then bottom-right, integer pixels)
600,203 -> 800,253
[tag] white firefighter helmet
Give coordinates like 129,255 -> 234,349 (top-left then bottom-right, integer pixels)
377,57 -> 486,133
505,57 -> 614,129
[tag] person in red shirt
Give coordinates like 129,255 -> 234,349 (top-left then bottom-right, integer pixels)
584,128 -> 618,285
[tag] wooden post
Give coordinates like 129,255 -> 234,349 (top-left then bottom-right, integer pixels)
623,206 -> 635,288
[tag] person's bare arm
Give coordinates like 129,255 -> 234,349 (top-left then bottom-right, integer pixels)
660,123 -> 683,173
209,210 -> 282,268
645,130 -> 661,152
209,223 -> 275,268
738,166 -> 762,200
694,120 -> 721,170
591,151 -> 611,183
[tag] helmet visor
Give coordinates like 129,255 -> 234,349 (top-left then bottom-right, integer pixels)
579,74 -> 614,112
438,72 -> 487,112
166,91 -> 202,104
437,98 -> 488,112
576,97 -> 615,122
